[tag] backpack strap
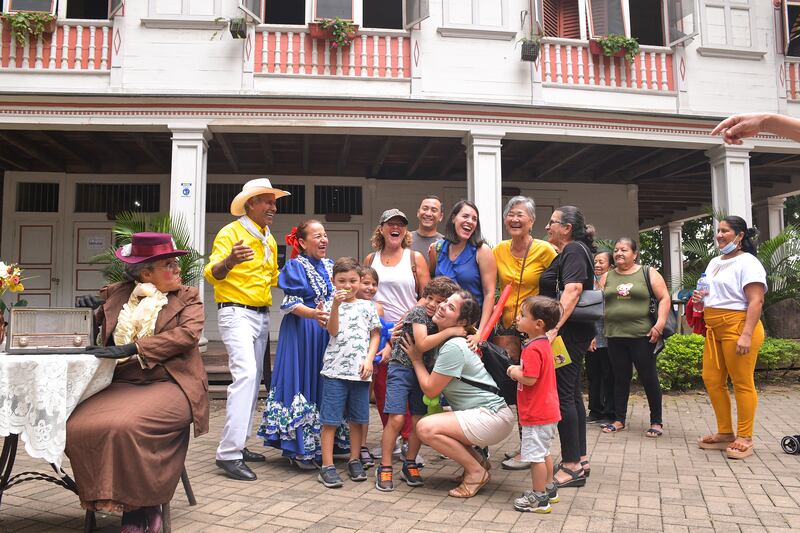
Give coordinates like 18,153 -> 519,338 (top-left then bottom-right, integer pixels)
459,376 -> 500,395
643,266 -> 655,299
366,252 -> 375,267
409,249 -> 420,297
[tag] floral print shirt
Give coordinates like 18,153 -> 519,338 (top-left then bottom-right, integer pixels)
321,299 -> 382,381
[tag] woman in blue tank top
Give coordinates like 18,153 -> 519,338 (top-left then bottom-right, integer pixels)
430,200 -> 497,342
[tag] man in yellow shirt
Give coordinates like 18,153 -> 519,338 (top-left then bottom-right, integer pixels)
205,178 -> 289,481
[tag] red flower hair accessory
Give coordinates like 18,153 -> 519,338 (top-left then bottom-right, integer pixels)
285,227 -> 301,259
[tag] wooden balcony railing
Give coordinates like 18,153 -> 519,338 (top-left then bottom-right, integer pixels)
255,26 -> 411,80
541,38 -> 674,93
0,19 -> 112,71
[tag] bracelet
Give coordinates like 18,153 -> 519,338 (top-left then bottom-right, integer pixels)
654,327 -> 662,335
223,257 -> 233,271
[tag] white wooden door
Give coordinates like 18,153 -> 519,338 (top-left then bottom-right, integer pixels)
72,223 -> 115,305
14,223 -> 61,307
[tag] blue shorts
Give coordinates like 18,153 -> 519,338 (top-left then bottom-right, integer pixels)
384,364 -> 426,416
319,376 -> 370,426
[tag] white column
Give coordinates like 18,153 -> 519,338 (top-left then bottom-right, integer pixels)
169,125 -> 211,275
660,221 -> 683,292
463,131 -> 503,246
754,196 -> 786,239
706,145 -> 753,225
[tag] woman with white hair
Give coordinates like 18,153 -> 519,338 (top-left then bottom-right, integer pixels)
492,196 -> 557,470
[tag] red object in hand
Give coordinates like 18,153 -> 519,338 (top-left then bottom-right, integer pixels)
480,284 -> 513,342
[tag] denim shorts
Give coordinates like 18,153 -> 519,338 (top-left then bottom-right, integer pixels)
383,364 -> 427,416
319,376 -> 370,426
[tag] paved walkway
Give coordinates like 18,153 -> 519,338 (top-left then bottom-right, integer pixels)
1,385 -> 799,532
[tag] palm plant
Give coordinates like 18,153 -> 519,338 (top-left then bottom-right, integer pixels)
90,211 -> 206,287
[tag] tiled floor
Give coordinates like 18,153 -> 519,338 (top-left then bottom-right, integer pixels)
1,385 -> 799,532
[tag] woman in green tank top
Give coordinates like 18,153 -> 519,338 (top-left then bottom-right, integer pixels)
598,237 -> 671,437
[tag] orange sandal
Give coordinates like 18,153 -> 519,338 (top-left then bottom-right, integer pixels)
697,434 -> 735,450
448,469 -> 490,498
726,439 -> 754,459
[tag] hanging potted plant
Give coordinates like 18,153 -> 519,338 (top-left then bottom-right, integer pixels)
518,34 -> 541,62
308,17 -> 358,49
589,34 -> 640,63
0,11 -> 57,48
228,17 -> 246,39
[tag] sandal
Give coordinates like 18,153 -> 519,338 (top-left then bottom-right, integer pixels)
554,464 -> 586,488
726,439 -> 754,460
554,460 -> 590,478
697,434 -> 735,450
453,455 -> 492,483
601,422 -> 626,433
448,469 -> 490,498
645,424 -> 663,438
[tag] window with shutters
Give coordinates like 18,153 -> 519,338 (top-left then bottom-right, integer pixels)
699,0 -> 762,57
439,0 -> 516,39
143,0 -> 223,28
542,0 -> 581,39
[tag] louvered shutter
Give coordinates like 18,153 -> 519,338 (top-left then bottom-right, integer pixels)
543,0 -> 559,36
560,0 -> 581,38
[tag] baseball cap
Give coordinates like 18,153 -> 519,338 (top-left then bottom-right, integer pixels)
379,209 -> 409,225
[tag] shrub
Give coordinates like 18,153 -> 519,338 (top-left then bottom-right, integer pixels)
655,334 -> 800,391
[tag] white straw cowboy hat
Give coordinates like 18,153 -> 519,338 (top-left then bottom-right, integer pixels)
230,178 -> 291,217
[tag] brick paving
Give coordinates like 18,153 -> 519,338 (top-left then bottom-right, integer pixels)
1,385 -> 799,532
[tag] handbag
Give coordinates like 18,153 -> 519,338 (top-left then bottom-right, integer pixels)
461,341 -> 517,406
492,239 -> 533,363
643,266 -> 678,343
555,242 -> 604,323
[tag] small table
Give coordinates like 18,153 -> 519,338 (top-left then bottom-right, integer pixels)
0,353 -> 115,507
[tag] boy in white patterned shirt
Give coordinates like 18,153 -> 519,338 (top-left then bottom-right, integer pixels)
318,257 -> 382,488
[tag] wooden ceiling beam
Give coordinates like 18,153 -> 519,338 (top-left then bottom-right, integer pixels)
438,144 -> 465,180
538,145 -> 594,180
509,143 -> 564,179
582,148 -> 628,175
370,137 -> 393,177
259,134 -> 274,169
406,138 -> 436,178
216,133 -> 239,173
0,132 -> 62,171
37,131 -> 96,170
302,135 -> 311,175
0,146 -> 28,170
625,150 -> 699,181
132,134 -> 165,168
603,149 -> 662,176
94,137 -> 135,171
337,135 -> 352,176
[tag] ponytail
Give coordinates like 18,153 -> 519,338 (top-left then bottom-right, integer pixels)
722,216 -> 758,256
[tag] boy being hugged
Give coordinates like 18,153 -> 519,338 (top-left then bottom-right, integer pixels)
376,276 -> 461,492
318,257 -> 382,488
507,296 -> 563,513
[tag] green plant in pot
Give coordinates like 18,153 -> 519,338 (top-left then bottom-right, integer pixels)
310,17 -> 358,50
590,34 -> 640,63
1,11 -> 57,48
229,17 -> 246,39
518,34 -> 541,62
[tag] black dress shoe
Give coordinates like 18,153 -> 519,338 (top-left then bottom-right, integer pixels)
216,459 -> 257,481
242,447 -> 266,462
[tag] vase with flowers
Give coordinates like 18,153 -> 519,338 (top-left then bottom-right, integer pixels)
0,261 -> 28,346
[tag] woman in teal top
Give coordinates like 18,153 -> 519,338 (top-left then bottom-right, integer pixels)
598,237 -> 671,437
403,290 -> 515,499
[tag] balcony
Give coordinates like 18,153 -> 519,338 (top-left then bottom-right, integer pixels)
541,38 -> 675,93
0,19 -> 112,71
254,25 -> 411,80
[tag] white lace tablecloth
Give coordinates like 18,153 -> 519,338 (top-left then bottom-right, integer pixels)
0,353 -> 116,468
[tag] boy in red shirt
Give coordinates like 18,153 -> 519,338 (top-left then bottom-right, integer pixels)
506,295 -> 562,513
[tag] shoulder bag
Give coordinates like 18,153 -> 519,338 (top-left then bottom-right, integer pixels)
556,242 -> 604,323
492,240 -> 533,363
643,266 -> 678,350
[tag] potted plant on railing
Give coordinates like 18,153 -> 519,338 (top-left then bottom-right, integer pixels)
309,17 -> 358,49
0,11 -> 57,48
589,34 -> 640,63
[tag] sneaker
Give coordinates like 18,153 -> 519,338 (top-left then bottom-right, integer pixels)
347,459 -> 367,481
546,483 -> 560,504
359,446 -> 375,468
317,465 -> 343,488
514,490 -> 551,513
400,460 -> 424,487
414,452 -> 425,468
375,465 -> 394,492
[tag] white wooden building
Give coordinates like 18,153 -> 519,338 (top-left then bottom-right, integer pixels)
1,0 -> 799,340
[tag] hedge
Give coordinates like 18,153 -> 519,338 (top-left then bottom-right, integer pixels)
655,334 -> 800,391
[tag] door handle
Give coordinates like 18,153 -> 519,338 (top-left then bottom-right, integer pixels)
51,277 -> 60,284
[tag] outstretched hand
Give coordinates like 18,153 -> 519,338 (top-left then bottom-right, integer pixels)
85,343 -> 138,359
711,113 -> 767,145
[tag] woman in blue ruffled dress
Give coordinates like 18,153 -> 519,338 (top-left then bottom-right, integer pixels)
258,219 -> 346,469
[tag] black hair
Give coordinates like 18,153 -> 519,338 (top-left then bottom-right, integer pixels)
333,257 -> 360,276
520,296 -> 561,331
453,290 -> 481,328
595,251 -> 614,268
296,219 -> 323,252
358,265 -> 379,283
556,206 -> 596,253
721,216 -> 758,256
614,237 -> 639,263
423,276 -> 459,299
443,200 -> 486,248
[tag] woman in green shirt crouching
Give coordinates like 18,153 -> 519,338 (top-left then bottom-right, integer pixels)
403,290 -> 515,499
599,237 -> 671,437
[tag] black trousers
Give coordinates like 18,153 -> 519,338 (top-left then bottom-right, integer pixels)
555,337 -> 590,463
607,337 -> 663,425
586,346 -> 615,418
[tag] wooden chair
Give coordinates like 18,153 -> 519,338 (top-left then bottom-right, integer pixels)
83,466 -> 196,533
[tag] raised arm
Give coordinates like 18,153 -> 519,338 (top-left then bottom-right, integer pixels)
712,113 -> 800,144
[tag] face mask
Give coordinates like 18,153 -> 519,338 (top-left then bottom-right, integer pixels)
719,239 -> 740,255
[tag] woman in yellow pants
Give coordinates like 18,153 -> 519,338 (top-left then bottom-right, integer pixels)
694,216 -> 766,460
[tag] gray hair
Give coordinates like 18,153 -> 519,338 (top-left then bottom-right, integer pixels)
502,195 -> 536,221
123,261 -> 155,282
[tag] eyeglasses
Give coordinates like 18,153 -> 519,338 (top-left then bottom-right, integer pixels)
546,219 -> 564,227
152,261 -> 181,272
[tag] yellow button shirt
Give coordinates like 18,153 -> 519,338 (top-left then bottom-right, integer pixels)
493,239 -> 557,329
204,218 -> 278,307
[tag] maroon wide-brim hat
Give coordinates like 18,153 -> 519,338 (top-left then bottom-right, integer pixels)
115,232 -> 189,264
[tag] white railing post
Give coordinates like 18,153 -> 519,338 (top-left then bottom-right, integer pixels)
587,45 -> 595,85
384,36 -> 391,78
554,44 -> 562,83
287,31 -> 295,74
323,40 -> 331,75
260,30 -> 268,72
34,34 -> 44,69
576,45 -> 584,84
348,37 -> 355,75
100,26 -> 108,69
88,25 -> 97,69
312,36 -> 320,75
649,51 -> 657,90
299,32 -> 306,74
360,36 -> 367,77
609,56 -> 616,86
75,25 -> 83,69
639,51 -> 647,89
660,52 -> 668,90
21,34 -> 30,68
397,36 -> 404,77
543,43 -> 552,82
9,30 -> 17,70
565,45 -> 573,84
372,35 -> 379,77
335,45 -> 343,76
630,54 -> 638,89
274,31 -> 281,73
